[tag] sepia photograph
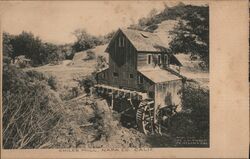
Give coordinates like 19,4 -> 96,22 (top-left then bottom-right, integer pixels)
1,0 -> 210,150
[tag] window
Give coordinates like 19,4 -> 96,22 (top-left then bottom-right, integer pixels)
103,72 -> 106,78
113,72 -> 118,77
118,37 -> 121,47
164,55 -> 169,65
118,37 -> 125,47
122,37 -> 125,46
138,75 -> 143,84
148,91 -> 154,99
158,54 -> 161,64
129,74 -> 134,78
147,54 -> 152,64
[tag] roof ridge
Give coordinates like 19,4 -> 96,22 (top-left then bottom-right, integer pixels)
121,28 -> 156,35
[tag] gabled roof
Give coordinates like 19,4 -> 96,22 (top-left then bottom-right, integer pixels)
138,67 -> 181,83
121,29 -> 166,52
105,28 -> 167,53
105,23 -> 182,66
105,20 -> 178,53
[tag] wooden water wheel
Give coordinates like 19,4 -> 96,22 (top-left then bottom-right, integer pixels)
154,105 -> 179,135
136,100 -> 155,135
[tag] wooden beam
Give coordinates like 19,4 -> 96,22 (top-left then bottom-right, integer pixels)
111,92 -> 114,110
94,84 -> 147,99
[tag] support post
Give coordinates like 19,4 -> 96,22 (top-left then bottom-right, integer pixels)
111,91 -> 114,111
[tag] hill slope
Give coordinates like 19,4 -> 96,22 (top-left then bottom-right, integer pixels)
72,44 -> 108,67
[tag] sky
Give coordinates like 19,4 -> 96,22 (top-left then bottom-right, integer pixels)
1,1 -> 207,44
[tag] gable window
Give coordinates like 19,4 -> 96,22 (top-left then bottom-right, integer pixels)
123,37 -> 125,46
158,54 -> 161,64
118,37 -> 125,47
129,74 -> 134,79
147,54 -> 152,64
113,72 -> 118,77
118,37 -> 122,47
138,75 -> 143,84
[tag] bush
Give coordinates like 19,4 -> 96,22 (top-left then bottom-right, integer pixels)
85,50 -> 96,61
72,29 -> 103,52
95,55 -> 107,71
26,70 -> 47,82
16,61 -> 27,68
3,65 -> 62,149
74,75 -> 96,96
82,78 -> 95,95
47,76 -> 57,91
3,31 -> 69,66
167,82 -> 209,141
26,70 -> 58,91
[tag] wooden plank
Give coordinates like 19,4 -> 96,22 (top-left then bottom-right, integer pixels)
94,84 -> 147,99
105,31 -> 138,90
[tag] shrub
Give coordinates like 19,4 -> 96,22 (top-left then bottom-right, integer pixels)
167,82 -> 209,141
26,70 -> 47,82
74,75 -> 96,96
3,65 -> 62,149
82,78 -> 94,95
26,70 -> 58,91
72,29 -> 103,52
47,76 -> 57,91
95,55 -> 107,71
85,50 -> 96,61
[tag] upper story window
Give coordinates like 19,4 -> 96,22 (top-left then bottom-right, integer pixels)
129,74 -> 134,79
113,72 -> 119,77
147,54 -> 152,64
118,37 -> 125,47
138,75 -> 143,84
158,54 -> 161,64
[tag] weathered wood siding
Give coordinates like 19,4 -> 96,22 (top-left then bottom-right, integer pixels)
105,31 -> 138,90
155,80 -> 183,112
96,69 -> 109,85
137,72 -> 155,97
137,53 -> 169,70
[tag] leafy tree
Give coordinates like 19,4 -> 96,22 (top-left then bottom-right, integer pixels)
72,29 -> 102,52
58,44 -> 73,60
102,30 -> 116,44
169,5 -> 209,69
3,32 -> 14,65
41,43 -> 61,64
3,32 -> 13,58
3,31 -> 65,66
10,31 -> 43,65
